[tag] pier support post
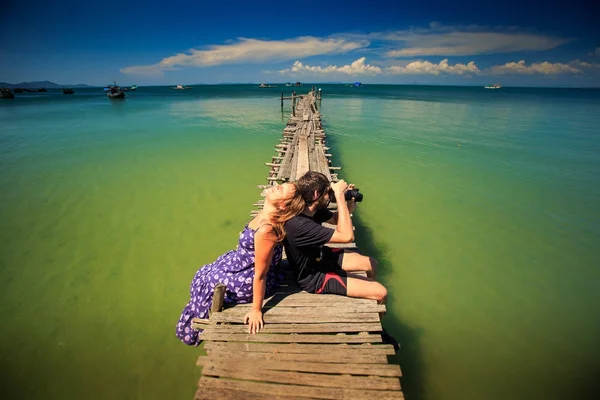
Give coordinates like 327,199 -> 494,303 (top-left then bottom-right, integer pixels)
292,91 -> 296,117
210,283 -> 226,314
281,92 -> 284,108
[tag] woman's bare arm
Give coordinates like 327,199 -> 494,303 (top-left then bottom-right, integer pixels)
244,225 -> 277,333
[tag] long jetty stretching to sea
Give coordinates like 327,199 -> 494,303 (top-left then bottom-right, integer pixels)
191,90 -> 403,399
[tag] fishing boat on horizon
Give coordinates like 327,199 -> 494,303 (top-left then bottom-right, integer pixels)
62,88 -> 74,94
1,88 -> 14,99
484,83 -> 502,89
106,82 -> 125,99
173,84 -> 191,90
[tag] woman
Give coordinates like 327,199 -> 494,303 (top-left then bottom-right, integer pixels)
176,182 -> 305,346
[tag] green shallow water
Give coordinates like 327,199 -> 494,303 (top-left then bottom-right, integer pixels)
1,85 -> 599,399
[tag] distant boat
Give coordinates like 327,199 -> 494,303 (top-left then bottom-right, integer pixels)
106,81 -> 125,99
104,82 -> 118,91
258,83 -> 277,88
484,83 -> 501,89
129,85 -> 137,91
1,88 -> 14,99
173,84 -> 191,90
294,82 -> 302,86
37,88 -> 47,92
107,90 -> 125,99
62,88 -> 74,94
285,83 -> 293,87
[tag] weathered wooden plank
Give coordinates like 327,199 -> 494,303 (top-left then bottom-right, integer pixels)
200,363 -> 402,391
262,290 -> 373,302
202,322 -> 382,334
194,387 -> 306,400
219,303 -> 386,316
199,358 -> 400,377
201,350 -> 390,364
288,145 -> 298,183
191,318 -> 211,329
315,144 -> 327,175
231,297 -> 377,308
295,131 -> 309,179
274,290 -> 373,301
202,341 -> 397,355
315,144 -> 333,181
261,296 -> 369,306
308,138 -> 318,173
270,285 -> 303,295
242,278 -> 366,294
209,312 -> 381,324
199,332 -> 383,344
198,377 -> 404,400
246,282 -> 367,297
327,242 -> 359,249
277,134 -> 299,180
313,139 -> 329,176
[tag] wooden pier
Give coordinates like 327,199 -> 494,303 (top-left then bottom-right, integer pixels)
192,91 -> 403,399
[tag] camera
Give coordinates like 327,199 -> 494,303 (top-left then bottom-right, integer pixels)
330,188 -> 363,203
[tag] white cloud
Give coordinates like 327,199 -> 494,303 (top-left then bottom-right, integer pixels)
119,24 -> 585,79
489,60 -> 595,75
278,58 -> 480,76
279,57 -> 381,75
278,57 -> 598,77
382,24 -> 570,57
387,59 -> 480,75
121,37 -> 369,76
590,47 -> 600,57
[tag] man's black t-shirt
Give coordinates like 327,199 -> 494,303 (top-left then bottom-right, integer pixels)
283,208 -> 335,291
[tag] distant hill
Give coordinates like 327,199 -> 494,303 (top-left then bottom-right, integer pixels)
0,81 -> 91,89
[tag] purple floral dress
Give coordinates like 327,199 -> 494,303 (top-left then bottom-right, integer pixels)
176,224 -> 284,346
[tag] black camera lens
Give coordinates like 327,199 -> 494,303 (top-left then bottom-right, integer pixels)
330,188 -> 363,203
345,188 -> 363,202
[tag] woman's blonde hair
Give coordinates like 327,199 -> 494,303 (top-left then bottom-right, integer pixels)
268,183 -> 305,242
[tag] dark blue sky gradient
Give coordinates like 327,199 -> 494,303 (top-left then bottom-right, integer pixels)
1,0 -> 598,85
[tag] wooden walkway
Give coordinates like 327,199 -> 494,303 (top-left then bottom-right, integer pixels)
193,91 -> 403,399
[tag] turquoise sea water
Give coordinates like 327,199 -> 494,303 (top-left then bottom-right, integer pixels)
1,85 -> 599,399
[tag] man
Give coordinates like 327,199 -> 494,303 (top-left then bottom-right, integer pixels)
283,171 -> 387,302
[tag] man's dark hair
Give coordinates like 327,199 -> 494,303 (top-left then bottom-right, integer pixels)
296,171 -> 330,205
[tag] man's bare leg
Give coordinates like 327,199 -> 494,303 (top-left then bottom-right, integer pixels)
338,250 -> 378,279
346,276 -> 387,303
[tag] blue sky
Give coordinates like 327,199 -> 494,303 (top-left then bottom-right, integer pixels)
1,0 -> 599,86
